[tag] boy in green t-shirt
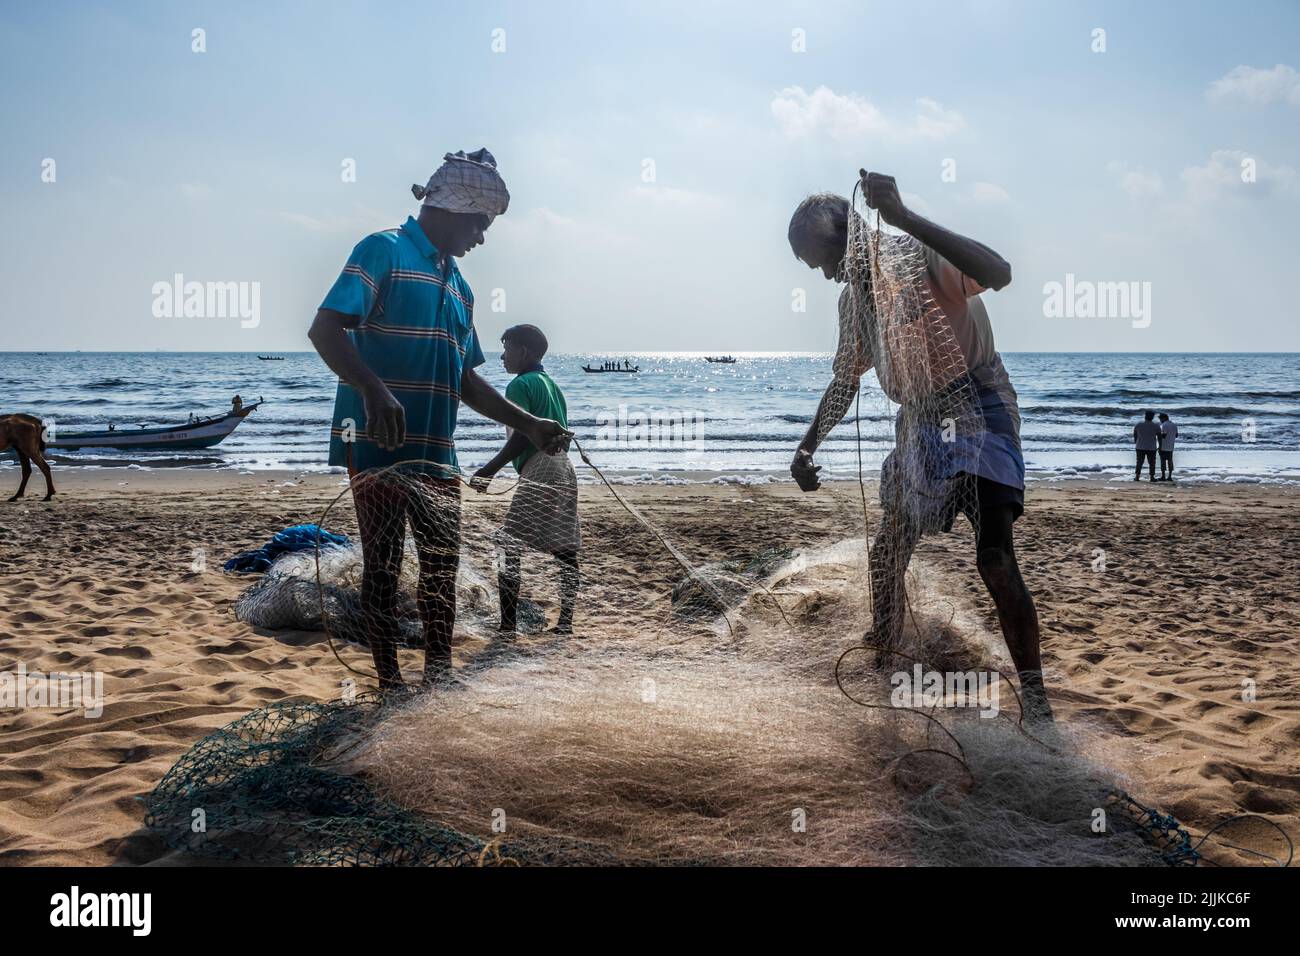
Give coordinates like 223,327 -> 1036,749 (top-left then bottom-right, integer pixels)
472,325 -> 581,634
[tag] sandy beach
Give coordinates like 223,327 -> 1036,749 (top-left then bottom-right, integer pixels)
0,469 -> 1296,865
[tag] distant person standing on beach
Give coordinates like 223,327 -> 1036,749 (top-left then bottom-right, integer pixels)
1133,410 -> 1160,481
308,149 -> 569,690
1158,413 -> 1177,481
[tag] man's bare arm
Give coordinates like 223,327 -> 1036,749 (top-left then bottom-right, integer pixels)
791,378 -> 860,492
792,298 -> 873,492
307,308 -> 406,450
459,367 -> 539,433
799,378 -> 859,457
861,170 -> 1012,291
460,368 -> 571,453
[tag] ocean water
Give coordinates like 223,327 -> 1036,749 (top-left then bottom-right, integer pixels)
3,351 -> 1298,484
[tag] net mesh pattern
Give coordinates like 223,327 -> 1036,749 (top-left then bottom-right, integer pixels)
143,695 -> 491,865
143,182 -> 1285,867
153,452 -> 1257,865
836,190 -> 987,667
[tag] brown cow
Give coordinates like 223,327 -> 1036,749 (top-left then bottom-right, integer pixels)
0,414 -> 55,502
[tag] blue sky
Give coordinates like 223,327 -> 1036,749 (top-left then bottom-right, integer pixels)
2,0 -> 1298,352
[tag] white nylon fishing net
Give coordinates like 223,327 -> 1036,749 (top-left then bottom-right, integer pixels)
345,449 -> 1216,863
219,434 -> 1188,864
209,180 -> 1290,865
827,184 -> 988,668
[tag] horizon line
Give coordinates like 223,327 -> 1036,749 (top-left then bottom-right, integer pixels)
4,349 -> 1299,356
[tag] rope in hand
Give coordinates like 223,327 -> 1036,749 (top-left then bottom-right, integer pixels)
569,436 -> 738,636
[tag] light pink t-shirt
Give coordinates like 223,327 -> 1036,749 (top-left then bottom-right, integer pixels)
834,236 -> 1018,428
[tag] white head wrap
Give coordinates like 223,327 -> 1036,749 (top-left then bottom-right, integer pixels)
411,148 -> 510,224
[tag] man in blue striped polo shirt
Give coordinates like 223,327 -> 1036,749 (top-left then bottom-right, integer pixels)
309,149 -> 569,690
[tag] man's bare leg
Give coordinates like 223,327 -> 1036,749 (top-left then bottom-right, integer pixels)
497,547 -> 522,634
868,508 -> 919,668
974,503 -> 1053,723
354,475 -> 406,691
410,477 -> 461,686
553,549 -> 579,634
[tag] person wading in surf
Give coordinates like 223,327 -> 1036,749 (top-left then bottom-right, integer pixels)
787,171 -> 1052,724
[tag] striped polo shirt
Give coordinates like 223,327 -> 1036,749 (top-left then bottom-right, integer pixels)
321,216 -> 485,474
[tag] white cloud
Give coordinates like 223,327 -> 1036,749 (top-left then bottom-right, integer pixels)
1207,64 -> 1300,106
771,85 -> 883,139
500,206 -> 580,231
488,205 -> 629,250
279,211 -> 329,231
900,191 -> 934,217
1107,162 -> 1165,199
1180,150 -> 1296,203
911,97 -> 966,140
276,205 -> 391,235
968,181 -> 1010,204
628,184 -> 724,210
770,85 -> 965,141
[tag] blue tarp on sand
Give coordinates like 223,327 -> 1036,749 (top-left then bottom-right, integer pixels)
223,524 -> 350,574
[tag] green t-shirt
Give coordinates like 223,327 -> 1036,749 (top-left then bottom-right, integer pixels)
504,370 -> 569,473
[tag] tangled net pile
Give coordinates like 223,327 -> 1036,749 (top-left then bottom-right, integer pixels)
144,695 -> 489,866
148,180 -> 1291,867
142,693 -> 635,865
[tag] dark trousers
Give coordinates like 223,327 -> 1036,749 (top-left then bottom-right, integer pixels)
499,548 -> 579,632
1135,449 -> 1156,480
352,471 -> 460,686
1159,449 -> 1174,478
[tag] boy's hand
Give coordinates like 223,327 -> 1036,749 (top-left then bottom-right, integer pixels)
527,418 -> 573,455
470,467 -> 495,494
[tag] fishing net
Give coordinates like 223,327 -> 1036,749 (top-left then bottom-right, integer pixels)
231,450 -> 750,656
828,184 -> 990,670
150,446 -> 1251,866
140,693 -> 626,865
148,179 -> 1290,866
142,695 -> 489,866
232,547 -> 426,647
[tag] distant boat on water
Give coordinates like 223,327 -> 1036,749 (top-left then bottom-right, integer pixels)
258,355 -> 285,361
705,356 -> 737,364
48,397 -> 262,450
582,364 -> 639,374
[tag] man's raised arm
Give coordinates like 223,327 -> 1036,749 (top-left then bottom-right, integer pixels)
860,170 -> 1012,291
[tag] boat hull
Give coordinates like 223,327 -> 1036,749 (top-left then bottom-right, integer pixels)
47,403 -> 259,451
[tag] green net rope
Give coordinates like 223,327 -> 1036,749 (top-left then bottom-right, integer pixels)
145,695 -> 512,866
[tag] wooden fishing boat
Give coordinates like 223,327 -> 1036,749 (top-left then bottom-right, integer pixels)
705,356 -> 737,364
48,399 -> 262,450
582,365 -> 640,373
258,355 -> 285,360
